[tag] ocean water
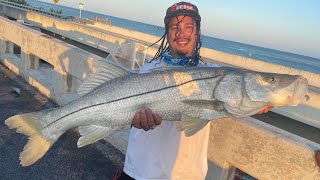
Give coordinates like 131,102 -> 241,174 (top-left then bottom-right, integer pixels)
27,0 -> 320,74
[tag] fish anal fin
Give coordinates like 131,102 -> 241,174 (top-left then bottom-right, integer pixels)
77,125 -> 115,147
176,114 -> 209,137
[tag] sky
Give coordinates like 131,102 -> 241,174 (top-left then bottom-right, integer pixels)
37,0 -> 320,59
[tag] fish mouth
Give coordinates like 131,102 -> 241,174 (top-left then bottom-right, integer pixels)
289,76 -> 309,105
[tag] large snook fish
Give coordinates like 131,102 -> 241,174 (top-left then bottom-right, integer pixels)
5,59 -> 309,166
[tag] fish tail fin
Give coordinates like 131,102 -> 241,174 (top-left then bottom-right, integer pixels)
5,112 -> 55,166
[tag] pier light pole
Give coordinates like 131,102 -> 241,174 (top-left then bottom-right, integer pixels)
79,2 -> 84,18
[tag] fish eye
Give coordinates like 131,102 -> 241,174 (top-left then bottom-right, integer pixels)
271,77 -> 275,82
261,76 -> 276,84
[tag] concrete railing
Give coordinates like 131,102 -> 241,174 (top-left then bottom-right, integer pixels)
0,16 -> 98,104
0,2 -> 160,59
206,117 -> 320,180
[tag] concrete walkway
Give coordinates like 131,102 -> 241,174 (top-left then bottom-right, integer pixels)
0,63 -> 124,180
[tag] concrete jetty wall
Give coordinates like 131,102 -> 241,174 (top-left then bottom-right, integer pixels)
1,9 -> 320,180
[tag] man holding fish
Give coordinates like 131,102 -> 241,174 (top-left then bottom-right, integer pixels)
119,2 -> 273,180
6,2 -> 309,180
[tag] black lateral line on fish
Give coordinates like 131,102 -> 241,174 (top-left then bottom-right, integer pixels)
43,75 -> 221,128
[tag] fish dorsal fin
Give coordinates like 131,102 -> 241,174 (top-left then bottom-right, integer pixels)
78,59 -> 133,96
77,125 -> 116,147
149,66 -> 184,72
176,114 -> 210,137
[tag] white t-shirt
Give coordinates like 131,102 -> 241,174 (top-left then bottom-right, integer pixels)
124,59 -> 218,180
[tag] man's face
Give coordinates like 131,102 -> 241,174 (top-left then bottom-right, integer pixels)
167,15 -> 198,58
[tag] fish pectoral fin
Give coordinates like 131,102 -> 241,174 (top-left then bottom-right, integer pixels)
77,125 -> 115,147
182,100 -> 224,110
176,114 -> 210,137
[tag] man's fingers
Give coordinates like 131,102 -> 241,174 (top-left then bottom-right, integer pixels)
256,106 -> 274,114
139,109 -> 150,131
263,106 -> 273,113
132,112 -> 141,129
145,108 -> 155,129
267,106 -> 273,111
154,113 -> 162,126
132,108 -> 162,131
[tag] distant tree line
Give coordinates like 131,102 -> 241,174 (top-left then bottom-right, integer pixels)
7,0 -> 63,14
8,0 -> 29,6
50,8 -> 62,14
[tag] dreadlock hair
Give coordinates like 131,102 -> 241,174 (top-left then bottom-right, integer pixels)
149,28 -> 169,61
146,17 -> 203,63
193,20 -> 202,63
